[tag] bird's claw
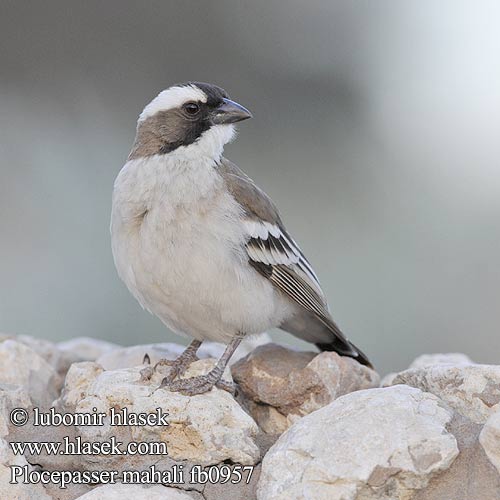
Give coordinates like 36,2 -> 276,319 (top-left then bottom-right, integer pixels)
152,354 -> 199,385
139,366 -> 154,381
139,356 -> 175,382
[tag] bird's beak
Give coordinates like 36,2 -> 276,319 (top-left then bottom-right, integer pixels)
212,98 -> 253,125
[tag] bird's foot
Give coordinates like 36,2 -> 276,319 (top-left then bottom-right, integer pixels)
161,373 -> 235,396
154,354 -> 199,385
139,354 -> 195,383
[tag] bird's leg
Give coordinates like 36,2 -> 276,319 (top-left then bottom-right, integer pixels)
154,339 -> 202,384
163,336 -> 243,396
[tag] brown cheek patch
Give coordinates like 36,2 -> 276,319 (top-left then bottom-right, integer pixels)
128,109 -> 207,160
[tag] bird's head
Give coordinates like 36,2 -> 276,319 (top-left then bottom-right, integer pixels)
129,82 -> 252,162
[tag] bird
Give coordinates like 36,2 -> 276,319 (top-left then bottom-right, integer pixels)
111,82 -> 371,396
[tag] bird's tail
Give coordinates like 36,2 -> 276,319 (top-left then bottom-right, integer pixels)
280,310 -> 373,369
316,337 -> 373,369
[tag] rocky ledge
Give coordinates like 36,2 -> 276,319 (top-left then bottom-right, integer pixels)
0,333 -> 499,499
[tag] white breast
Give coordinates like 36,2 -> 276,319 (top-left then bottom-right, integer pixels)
111,155 -> 293,343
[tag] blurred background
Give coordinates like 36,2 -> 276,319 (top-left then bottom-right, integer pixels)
1,0 -> 499,374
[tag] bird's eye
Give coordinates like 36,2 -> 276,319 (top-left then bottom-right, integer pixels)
184,102 -> 200,115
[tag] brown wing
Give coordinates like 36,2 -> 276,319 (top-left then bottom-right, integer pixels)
217,158 -> 371,366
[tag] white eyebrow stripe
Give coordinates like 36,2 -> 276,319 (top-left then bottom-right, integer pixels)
139,85 -> 207,122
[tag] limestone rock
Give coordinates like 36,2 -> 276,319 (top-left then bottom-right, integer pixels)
381,354 -> 475,388
379,372 -> 398,386
0,334 -> 78,388
409,353 -> 474,369
479,409 -> 500,475
95,333 -> 272,371
0,385 -> 32,438
232,344 -> 379,432
93,342 -> 230,371
203,463 -> 261,500
63,359 -> 260,466
257,385 -> 459,500
19,334 -> 80,380
0,438 -> 53,500
96,343 -> 184,370
386,364 -> 500,423
75,483 -> 197,499
58,336 -> 120,362
54,361 -> 104,411
0,340 -> 59,407
244,401 -> 290,435
415,413 -> 500,500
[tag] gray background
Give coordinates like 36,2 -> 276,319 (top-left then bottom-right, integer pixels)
1,0 -> 499,374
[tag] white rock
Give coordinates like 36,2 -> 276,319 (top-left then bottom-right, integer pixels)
96,343 -> 184,370
58,337 -> 120,361
380,354 -> 475,388
387,364 -> 500,423
257,385 -> 459,500
75,483 -> 194,499
19,335 -> 78,375
479,409 -> 500,475
54,361 -> 104,411
0,385 -> 32,438
96,333 -> 272,371
0,438 -> 53,500
379,372 -> 398,386
0,340 -> 59,407
68,359 -> 259,466
409,353 -> 474,369
2,334 -> 78,383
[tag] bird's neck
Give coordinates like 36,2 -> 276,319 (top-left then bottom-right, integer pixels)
113,154 -> 224,219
